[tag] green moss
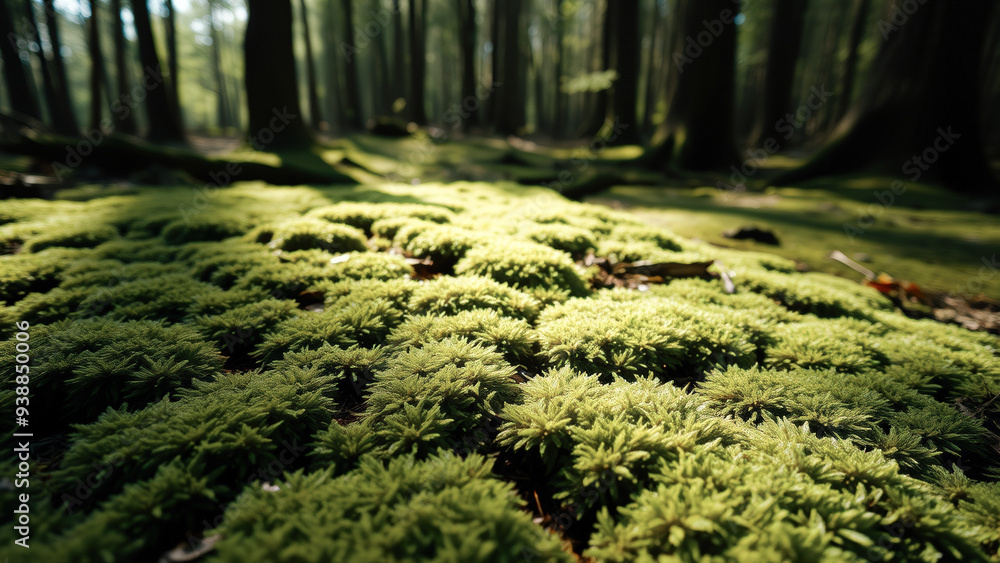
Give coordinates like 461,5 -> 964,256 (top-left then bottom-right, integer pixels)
90,239 -> 180,262
316,278 -> 419,310
388,310 -> 538,367
736,269 -> 894,319
0,248 -> 87,304
408,275 -> 542,322
211,453 -> 569,562
456,240 -> 590,297
195,299 -> 300,362
74,273 -> 220,323
22,223 -> 118,253
607,224 -> 683,251
403,225 -> 485,266
306,201 -> 454,234
162,213 -> 253,244
264,218 -> 368,253
326,251 -> 414,281
524,224 -> 597,256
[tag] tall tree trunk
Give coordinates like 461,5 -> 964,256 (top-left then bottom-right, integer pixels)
341,0 -> 363,129
164,0 -> 181,125
18,0 -> 52,121
604,0 -> 640,144
642,0 -> 664,137
87,0 -> 105,130
749,0 -> 807,148
41,0 -> 78,133
245,0 -> 312,149
373,0 -> 392,116
6,0 -> 44,121
456,0 -> 477,128
776,0 -> 997,193
207,1 -> 231,130
492,0 -> 524,134
322,0 -> 344,131
407,0 -> 427,124
836,0 -> 871,121
579,0 -> 610,137
552,0 -> 565,138
646,0 -> 739,171
109,0 -> 137,134
298,0 -> 323,130
131,0 -> 184,142
392,0 -> 404,113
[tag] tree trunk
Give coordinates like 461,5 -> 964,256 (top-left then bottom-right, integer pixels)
646,0 -> 739,171
207,1 -> 231,130
604,0 -> 640,144
5,0 -> 43,121
775,0 -> 997,193
164,0 -> 181,125
392,0 -> 404,114
836,0 -> 871,121
749,0 -> 806,148
578,0 -> 610,137
109,0 -> 137,134
87,0 -> 105,130
492,0 -> 524,135
244,0 -> 312,149
552,0 -> 565,138
322,0 -> 344,131
408,0 -> 427,124
341,0 -> 364,129
298,0 -> 323,130
131,0 -> 184,142
456,0 -> 477,129
41,0 -> 78,133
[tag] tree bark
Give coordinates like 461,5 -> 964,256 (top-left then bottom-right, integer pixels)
244,0 -> 312,149
392,0 -> 404,114
164,0 -> 181,125
407,0 -> 427,124
456,0 -> 477,129
5,0 -> 43,121
131,0 -> 184,142
645,0 -> 739,171
604,0 -> 640,144
87,0 -> 105,130
109,0 -> 137,134
749,0 -> 806,148
836,0 -> 871,121
41,0 -> 78,133
298,0 -> 323,130
341,0 -> 364,129
207,1 -> 231,130
775,0 -> 998,193
552,0 -> 565,138
322,0 -> 344,131
492,0 -> 524,135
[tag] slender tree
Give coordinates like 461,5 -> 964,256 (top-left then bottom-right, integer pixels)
492,0 -> 524,134
206,0 -> 231,130
749,0 -> 807,147
164,0 -> 181,122
109,0 -> 137,133
341,0 -> 363,128
775,0 -> 998,192
87,0 -> 105,130
552,0 -> 566,138
245,0 -> 312,149
131,0 -> 184,142
5,0 -> 44,122
392,0 -> 404,113
41,0 -> 79,133
321,0 -> 344,130
456,0 -> 477,128
298,0 -> 323,130
604,0 -> 640,144
836,0 -> 872,121
407,0 -> 427,123
645,0 -> 740,171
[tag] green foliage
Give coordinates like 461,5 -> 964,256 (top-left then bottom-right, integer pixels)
0,319 -> 222,432
22,223 -> 119,253
90,239 -> 180,262
271,344 -> 392,404
737,269 -> 894,319
524,224 -> 598,256
325,250 -> 414,281
162,213 -> 252,244
389,310 -> 538,367
456,241 -> 590,297
403,224 -> 485,266
307,201 -> 454,234
195,299 -> 300,361
211,453 -> 569,562
408,275 -> 542,322
74,273 -> 220,323
264,218 -> 368,253
316,277 -> 419,310
0,247 -> 82,304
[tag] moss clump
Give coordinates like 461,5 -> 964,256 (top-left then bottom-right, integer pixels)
408,275 -> 542,322
270,344 -> 392,405
523,223 -> 597,256
264,218 -> 368,253
90,239 -> 180,263
74,273 -> 220,323
0,248 -> 91,304
161,213 -> 252,245
316,278 -> 419,310
403,225 -> 484,267
306,201 -> 454,234
325,251 -> 414,281
195,299 -> 300,362
456,240 -> 589,297
211,453 -> 569,563
0,318 -> 222,432
22,223 -> 119,253
388,310 -> 538,367
606,224 -> 683,251
736,269 -> 894,319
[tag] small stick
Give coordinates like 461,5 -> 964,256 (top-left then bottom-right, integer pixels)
828,250 -> 876,280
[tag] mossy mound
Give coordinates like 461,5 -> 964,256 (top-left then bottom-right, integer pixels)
1,182 -> 997,561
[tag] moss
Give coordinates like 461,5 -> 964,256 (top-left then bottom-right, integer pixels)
0,318 -> 222,433
195,299 -> 300,362
524,223 -> 597,256
22,223 -> 119,253
270,344 -> 392,404
90,239 -> 180,262
456,240 -> 590,297
736,269 -> 894,319
388,310 -> 538,367
316,278 -> 419,310
162,213 -> 253,245
211,453 -> 569,562
264,218 -> 368,253
74,273 -> 220,323
326,251 -> 414,281
306,201 -> 454,234
403,225 -> 485,267
0,248 -> 86,304
408,275 -> 542,322
607,224 -> 683,251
